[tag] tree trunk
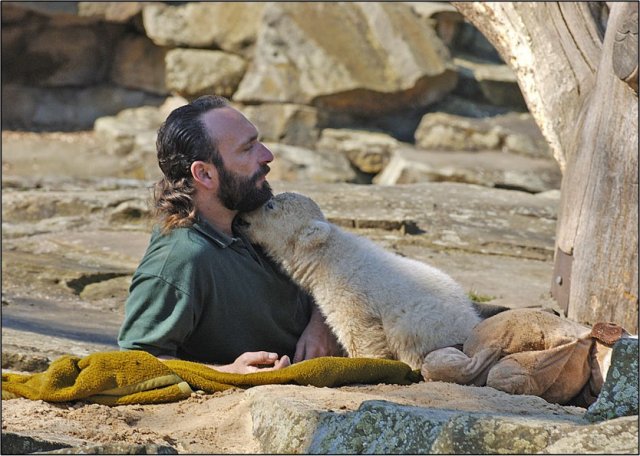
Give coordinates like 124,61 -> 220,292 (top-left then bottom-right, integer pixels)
452,2 -> 638,333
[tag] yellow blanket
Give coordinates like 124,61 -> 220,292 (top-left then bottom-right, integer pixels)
2,351 -> 421,406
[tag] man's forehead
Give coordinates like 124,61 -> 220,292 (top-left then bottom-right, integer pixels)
202,107 -> 258,140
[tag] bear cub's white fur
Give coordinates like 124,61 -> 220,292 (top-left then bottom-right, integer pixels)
241,192 -> 481,369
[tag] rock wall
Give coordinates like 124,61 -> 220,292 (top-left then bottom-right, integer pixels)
2,2 -> 559,192
2,1 -> 525,136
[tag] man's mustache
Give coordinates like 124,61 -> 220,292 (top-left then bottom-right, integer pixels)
254,164 -> 270,180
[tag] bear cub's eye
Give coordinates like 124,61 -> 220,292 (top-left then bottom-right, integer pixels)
265,201 -> 275,210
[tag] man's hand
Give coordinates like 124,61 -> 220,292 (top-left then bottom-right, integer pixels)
216,351 -> 291,374
159,351 -> 290,374
293,305 -> 344,363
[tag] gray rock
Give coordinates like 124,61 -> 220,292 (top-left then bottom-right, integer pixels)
6,2 -> 80,17
266,142 -> 356,184
1,2 -> 33,23
272,181 -> 557,261
247,383 -> 586,454
541,416 -> 638,454
317,129 -> 399,174
39,443 -> 178,454
78,2 -> 145,23
374,147 -> 561,193
142,2 -> 265,55
234,2 -> 457,115
239,103 -> 320,149
585,338 -> 639,422
405,2 -> 463,46
454,56 -> 528,110
310,401 -> 448,454
164,49 -> 247,98
2,351 -> 50,373
110,34 -> 168,95
94,106 -> 165,156
2,83 -> 165,131
415,112 -> 552,159
25,25 -> 111,87
1,432 -> 71,455
249,384 -> 636,455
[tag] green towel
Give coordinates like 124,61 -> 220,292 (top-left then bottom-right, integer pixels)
2,351 -> 421,406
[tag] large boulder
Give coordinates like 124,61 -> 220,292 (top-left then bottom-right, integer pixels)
234,2 -> 457,116
24,25 -> 112,87
247,383 -> 637,454
78,2 -> 145,23
267,142 -> 356,184
415,112 -> 551,158
2,83 -> 165,131
317,129 -> 400,175
110,34 -> 168,95
454,56 -> 528,110
94,105 -> 166,156
585,338 -> 639,422
374,147 -> 561,193
142,3 -> 265,56
164,49 -> 246,98
405,2 -> 463,46
239,103 -> 320,149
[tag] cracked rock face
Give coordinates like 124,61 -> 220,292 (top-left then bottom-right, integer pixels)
586,338 -> 639,422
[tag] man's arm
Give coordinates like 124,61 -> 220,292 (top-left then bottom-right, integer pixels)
293,303 -> 344,363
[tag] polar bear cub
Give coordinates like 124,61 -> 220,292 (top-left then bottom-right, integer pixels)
240,192 -> 481,369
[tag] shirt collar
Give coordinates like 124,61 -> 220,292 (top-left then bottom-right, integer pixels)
193,215 -> 237,248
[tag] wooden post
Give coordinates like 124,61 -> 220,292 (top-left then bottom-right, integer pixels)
453,2 -> 638,333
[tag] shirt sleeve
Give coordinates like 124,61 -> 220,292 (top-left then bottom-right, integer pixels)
117,272 -> 197,358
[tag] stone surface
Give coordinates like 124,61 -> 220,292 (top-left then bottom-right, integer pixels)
316,129 -> 399,175
43,443 -> 179,454
2,83 -> 165,131
234,2 -> 457,115
164,49 -> 246,99
78,2 -> 145,23
1,432 -> 72,454
374,147 -> 561,193
111,34 -> 168,95
248,384 -> 638,454
415,112 -> 552,159
406,0 -> 463,48
239,103 -> 320,149
541,416 -> 639,454
25,25 -> 109,87
585,338 -> 639,422
94,105 -> 165,156
266,142 -> 356,184
247,382 -> 589,454
454,55 -> 528,110
142,2 -> 265,55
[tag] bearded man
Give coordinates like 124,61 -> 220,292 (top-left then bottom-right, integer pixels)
118,95 -> 342,373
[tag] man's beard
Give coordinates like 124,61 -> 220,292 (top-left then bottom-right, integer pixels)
216,163 -> 273,212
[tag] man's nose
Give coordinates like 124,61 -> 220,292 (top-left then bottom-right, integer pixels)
258,143 -> 274,164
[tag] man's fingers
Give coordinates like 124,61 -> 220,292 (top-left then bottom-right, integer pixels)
240,351 -> 279,365
277,355 -> 291,369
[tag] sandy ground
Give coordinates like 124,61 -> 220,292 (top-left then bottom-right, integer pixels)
2,388 -> 259,453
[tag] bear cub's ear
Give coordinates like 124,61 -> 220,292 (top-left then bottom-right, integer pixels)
299,220 -> 331,248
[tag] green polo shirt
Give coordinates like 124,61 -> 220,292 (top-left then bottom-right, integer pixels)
117,217 -> 312,365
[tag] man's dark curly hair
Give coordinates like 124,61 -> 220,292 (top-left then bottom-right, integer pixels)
154,95 -> 228,232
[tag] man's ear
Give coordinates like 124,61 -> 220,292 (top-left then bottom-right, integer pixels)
299,220 -> 331,249
190,161 -> 217,189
